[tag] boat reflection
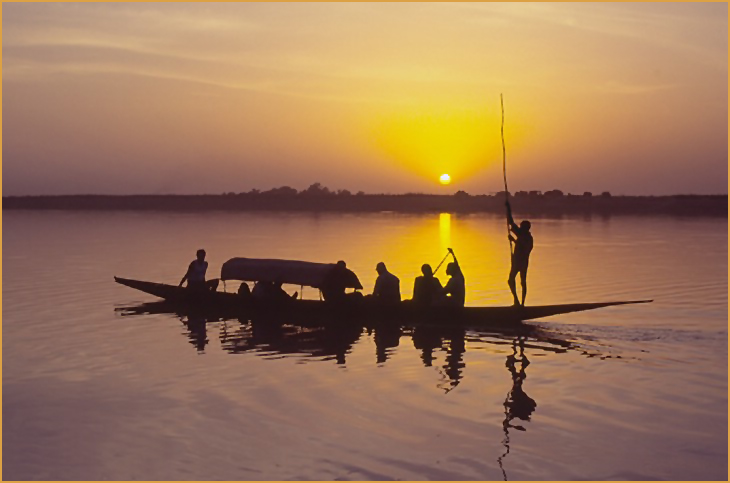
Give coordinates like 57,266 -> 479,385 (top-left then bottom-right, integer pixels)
116,301 -> 595,481
221,317 -> 364,365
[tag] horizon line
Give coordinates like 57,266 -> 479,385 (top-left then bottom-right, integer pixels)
3,192 -> 728,198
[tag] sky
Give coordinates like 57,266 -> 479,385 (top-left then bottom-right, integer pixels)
2,2 -> 728,196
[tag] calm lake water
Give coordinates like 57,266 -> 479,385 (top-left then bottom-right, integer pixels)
3,210 -> 727,480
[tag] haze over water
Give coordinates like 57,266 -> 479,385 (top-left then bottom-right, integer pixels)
3,2 -> 727,195
3,210 -> 727,480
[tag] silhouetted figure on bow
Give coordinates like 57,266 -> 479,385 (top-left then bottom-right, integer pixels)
372,262 -> 401,304
412,263 -> 443,306
180,249 -> 211,291
506,201 -> 533,306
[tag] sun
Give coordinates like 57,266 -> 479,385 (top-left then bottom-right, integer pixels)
439,173 -> 451,185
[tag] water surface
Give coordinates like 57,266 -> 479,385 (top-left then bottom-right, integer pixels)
3,211 -> 727,480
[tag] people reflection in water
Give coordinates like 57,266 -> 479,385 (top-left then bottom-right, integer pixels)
373,324 -> 401,364
506,201 -> 533,306
183,316 -> 209,353
411,326 -> 466,392
412,326 -> 442,366
503,337 -> 537,427
372,262 -> 401,304
412,264 -> 443,305
498,336 -> 537,481
441,329 -> 466,392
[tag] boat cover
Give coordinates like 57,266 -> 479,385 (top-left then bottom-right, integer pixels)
220,258 -> 363,289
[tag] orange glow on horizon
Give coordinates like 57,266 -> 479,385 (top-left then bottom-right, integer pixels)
368,105 -> 533,190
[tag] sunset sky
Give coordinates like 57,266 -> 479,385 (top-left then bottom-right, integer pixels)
3,2 -> 727,196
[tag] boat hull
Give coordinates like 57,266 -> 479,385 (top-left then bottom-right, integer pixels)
114,276 -> 652,327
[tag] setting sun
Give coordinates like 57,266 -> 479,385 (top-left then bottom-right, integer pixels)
440,174 -> 451,185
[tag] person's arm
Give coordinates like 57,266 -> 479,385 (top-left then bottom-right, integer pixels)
179,262 -> 192,286
443,277 -> 453,296
447,248 -> 459,267
373,276 -> 382,297
505,201 -> 519,232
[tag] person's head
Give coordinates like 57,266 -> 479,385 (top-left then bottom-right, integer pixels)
520,220 -> 531,231
376,262 -> 387,274
336,260 -> 347,269
196,249 -> 206,261
446,262 -> 458,276
421,264 -> 433,277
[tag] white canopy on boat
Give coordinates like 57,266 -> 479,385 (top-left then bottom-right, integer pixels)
220,258 -> 363,289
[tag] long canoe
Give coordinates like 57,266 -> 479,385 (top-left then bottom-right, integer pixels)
114,276 -> 652,327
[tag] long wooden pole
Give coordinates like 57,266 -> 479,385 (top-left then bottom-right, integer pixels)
501,94 -> 513,255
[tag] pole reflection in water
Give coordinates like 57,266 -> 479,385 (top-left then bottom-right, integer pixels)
497,336 -> 537,481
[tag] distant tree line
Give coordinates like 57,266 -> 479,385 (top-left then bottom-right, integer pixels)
229,183 -> 616,199
3,184 -> 727,217
223,183 -> 365,197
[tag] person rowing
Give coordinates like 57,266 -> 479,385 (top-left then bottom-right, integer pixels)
442,248 -> 465,307
506,200 -> 533,306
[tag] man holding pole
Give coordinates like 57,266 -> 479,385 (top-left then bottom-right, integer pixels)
506,200 -> 533,306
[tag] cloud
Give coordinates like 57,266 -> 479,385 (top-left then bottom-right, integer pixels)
595,81 -> 677,95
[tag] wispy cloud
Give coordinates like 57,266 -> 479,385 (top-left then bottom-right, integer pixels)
594,81 -> 677,95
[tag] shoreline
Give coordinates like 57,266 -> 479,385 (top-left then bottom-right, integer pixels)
3,193 -> 727,217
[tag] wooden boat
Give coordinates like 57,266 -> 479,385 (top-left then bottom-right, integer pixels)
114,275 -> 652,327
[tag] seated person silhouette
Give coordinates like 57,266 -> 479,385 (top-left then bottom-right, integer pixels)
251,280 -> 272,300
238,282 -> 251,299
442,257 -> 465,307
273,281 -> 298,300
372,262 -> 401,304
252,281 -> 297,302
321,260 -> 351,303
412,264 -> 443,306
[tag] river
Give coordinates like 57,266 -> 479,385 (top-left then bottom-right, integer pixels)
3,210 -> 727,480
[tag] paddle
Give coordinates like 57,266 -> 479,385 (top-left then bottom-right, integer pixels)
433,247 -> 455,275
501,94 -> 514,256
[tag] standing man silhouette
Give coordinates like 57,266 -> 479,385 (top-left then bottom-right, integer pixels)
180,249 -> 208,291
506,201 -> 533,306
